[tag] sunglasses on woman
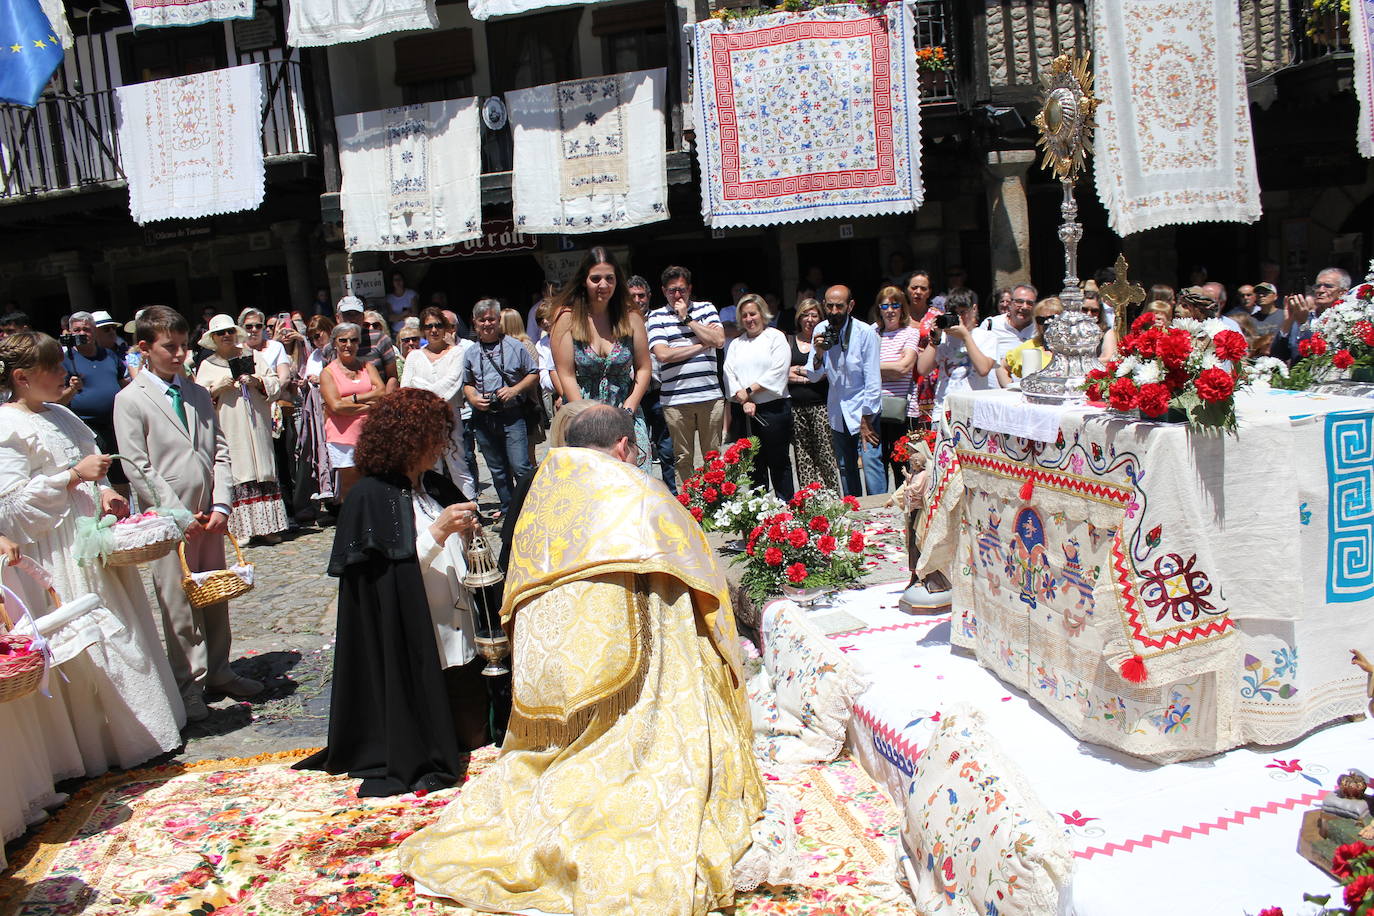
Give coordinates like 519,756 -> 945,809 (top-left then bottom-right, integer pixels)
365,321 -> 385,330
878,303 -> 904,311
422,322 -> 445,331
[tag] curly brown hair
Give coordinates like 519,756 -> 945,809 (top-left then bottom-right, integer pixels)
354,388 -> 453,477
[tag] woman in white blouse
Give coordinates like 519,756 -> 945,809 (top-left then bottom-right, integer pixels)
400,307 -> 475,499
723,294 -> 795,499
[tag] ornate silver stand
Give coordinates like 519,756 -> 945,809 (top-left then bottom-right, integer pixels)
1021,54 -> 1104,405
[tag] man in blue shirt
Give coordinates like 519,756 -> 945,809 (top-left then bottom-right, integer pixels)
807,285 -> 884,497
62,311 -> 130,486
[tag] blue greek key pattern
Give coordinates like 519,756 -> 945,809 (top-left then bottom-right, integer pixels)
1326,411 -> 1374,603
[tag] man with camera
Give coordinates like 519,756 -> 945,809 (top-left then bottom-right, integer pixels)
807,285 -> 884,497
61,311 -> 130,487
463,298 -> 538,520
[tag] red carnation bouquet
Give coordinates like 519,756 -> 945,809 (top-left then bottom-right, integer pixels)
1081,312 -> 1251,431
1274,838 -> 1374,915
678,437 -> 760,531
734,482 -> 868,604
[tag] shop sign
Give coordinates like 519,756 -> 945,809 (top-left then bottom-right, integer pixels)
234,9 -> 278,52
389,220 -> 537,262
144,223 -> 213,246
345,271 -> 385,300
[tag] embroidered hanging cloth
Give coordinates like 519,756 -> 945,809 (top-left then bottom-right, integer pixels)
337,98 -> 481,253
506,68 -> 667,235
1353,0 -> 1374,157
1092,0 -> 1261,236
39,0 -> 72,47
689,3 -> 923,229
286,0 -> 436,48
116,64 -> 265,225
127,0 -> 252,30
466,0 -> 580,20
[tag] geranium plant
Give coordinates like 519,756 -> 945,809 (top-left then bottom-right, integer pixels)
1082,312 -> 1250,431
915,45 -> 951,73
678,437 -> 759,532
1267,837 -> 1374,914
734,483 -> 867,604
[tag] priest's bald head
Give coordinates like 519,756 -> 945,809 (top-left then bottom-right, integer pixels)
564,403 -> 639,465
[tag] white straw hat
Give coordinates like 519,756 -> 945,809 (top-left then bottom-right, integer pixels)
198,313 -> 247,350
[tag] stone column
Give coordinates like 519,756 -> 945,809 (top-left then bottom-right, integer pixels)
50,250 -> 98,314
985,150 -> 1037,290
271,220 -> 314,310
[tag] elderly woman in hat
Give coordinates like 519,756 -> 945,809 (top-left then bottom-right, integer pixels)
194,313 -> 289,545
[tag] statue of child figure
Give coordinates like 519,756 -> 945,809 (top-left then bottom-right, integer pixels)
891,429 -> 952,613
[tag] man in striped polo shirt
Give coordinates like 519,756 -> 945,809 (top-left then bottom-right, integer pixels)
647,265 -> 726,486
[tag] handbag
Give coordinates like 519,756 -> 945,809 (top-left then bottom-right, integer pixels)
880,395 -> 910,422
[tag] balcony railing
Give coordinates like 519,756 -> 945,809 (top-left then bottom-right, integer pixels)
913,0 -> 957,105
0,58 -> 315,203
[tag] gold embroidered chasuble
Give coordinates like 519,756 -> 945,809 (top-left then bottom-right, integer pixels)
399,447 -> 765,915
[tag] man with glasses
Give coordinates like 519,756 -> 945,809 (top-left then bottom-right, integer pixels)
978,283 -> 1037,383
626,275 -> 677,493
61,311 -> 130,489
647,265 -> 725,487
463,299 -> 538,519
1252,282 -> 1284,336
1279,267 -> 1350,362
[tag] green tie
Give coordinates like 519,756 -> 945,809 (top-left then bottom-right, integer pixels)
167,384 -> 188,431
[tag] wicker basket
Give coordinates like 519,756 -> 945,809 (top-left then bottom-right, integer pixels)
93,457 -> 185,567
180,532 -> 255,609
0,559 -> 55,703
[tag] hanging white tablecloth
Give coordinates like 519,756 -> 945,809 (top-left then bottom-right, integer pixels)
286,0 -> 436,48
507,68 -> 667,235
115,64 -> 265,225
337,98 -> 481,253
127,0 -> 252,29
1092,0 -> 1261,236
689,3 -> 923,228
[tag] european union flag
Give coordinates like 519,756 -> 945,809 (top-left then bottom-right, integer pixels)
0,0 -> 62,107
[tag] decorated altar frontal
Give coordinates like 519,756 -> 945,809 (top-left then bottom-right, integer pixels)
917,386 -> 1374,762
758,585 -> 1367,914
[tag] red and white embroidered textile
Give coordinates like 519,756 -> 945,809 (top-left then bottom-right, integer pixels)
1092,0 -> 1261,236
1353,0 -> 1374,157
689,2 -> 923,229
115,64 -> 265,225
127,0 -> 252,29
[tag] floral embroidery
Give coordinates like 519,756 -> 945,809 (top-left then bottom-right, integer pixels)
1242,649 -> 1299,703
1138,552 -> 1217,622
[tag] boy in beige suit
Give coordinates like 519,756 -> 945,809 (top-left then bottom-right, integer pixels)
115,306 -> 262,722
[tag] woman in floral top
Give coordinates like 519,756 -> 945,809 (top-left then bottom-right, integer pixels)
875,286 -> 920,488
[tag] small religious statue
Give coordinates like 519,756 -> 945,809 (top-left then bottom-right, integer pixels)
1321,769 -> 1373,820
893,430 -> 952,614
1352,649 -> 1374,717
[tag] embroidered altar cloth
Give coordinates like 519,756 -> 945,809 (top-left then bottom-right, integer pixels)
918,388 -> 1374,760
337,98 -> 481,254
286,0 -> 437,48
128,0 -> 252,29
1092,0 -> 1261,236
689,3 -> 923,229
466,0 -> 581,20
506,68 -> 668,235
1353,0 -> 1374,157
115,64 -> 264,225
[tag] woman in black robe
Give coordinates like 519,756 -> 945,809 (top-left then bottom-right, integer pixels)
296,388 -> 484,796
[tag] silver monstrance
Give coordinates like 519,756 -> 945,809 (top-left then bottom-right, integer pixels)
1021,53 -> 1104,405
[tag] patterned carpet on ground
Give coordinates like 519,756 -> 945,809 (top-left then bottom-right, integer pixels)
0,748 -> 913,916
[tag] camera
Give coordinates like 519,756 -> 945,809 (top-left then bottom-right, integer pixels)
816,321 -> 843,349
934,312 -> 959,330
60,332 -> 87,348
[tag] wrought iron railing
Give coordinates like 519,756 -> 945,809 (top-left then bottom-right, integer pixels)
0,58 -> 315,202
912,0 -> 957,104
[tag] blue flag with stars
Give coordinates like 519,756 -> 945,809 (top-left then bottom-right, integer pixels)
0,0 -> 62,107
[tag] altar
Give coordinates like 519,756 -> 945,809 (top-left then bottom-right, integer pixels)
918,387 -> 1374,761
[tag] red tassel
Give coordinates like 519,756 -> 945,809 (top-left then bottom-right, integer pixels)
1019,478 -> 1034,502
1120,655 -> 1148,684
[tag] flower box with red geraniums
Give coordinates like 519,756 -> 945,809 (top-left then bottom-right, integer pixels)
1081,312 -> 1271,432
733,482 -> 868,605
678,437 -> 761,533
1266,837 -> 1374,915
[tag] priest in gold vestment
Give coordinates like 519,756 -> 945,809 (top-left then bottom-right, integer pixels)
400,404 -> 765,915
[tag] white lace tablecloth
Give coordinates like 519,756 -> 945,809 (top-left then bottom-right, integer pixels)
918,387 -> 1374,761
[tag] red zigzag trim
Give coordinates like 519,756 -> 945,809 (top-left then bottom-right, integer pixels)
1111,534 -> 1236,650
852,704 -> 924,767
826,614 -> 951,640
1073,791 -> 1324,859
960,453 -> 1134,504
